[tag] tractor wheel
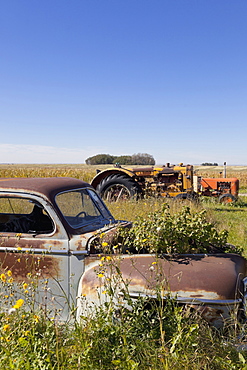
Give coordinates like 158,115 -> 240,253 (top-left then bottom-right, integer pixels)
219,193 -> 236,203
96,174 -> 141,202
174,193 -> 196,201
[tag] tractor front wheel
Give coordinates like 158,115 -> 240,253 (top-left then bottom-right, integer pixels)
96,174 -> 141,202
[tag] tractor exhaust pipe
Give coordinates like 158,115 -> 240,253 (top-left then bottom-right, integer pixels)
223,162 -> 227,178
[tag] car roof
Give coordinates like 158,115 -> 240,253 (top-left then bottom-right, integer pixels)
0,177 -> 92,203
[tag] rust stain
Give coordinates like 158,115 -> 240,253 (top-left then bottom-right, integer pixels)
0,251 -> 61,282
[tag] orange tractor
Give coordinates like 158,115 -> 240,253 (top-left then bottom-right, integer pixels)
91,163 -> 239,202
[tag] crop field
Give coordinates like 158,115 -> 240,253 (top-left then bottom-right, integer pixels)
0,164 -> 247,369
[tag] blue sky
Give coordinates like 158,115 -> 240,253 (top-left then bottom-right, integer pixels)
1,0 -> 247,165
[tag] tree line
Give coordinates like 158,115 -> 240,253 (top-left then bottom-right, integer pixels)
85,153 -> 155,165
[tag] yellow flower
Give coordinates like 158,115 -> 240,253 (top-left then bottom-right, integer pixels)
102,242 -> 108,247
23,283 -> 28,290
100,232 -> 105,238
102,290 -> 107,294
33,315 -> 39,323
100,256 -> 105,261
152,261 -> 157,265
24,330 -> 30,336
0,273 -> 6,283
106,256 -> 111,261
3,324 -> 10,331
17,258 -> 21,263
17,246 -> 22,251
7,270 -> 12,277
8,278 -> 13,284
26,273 -> 32,278
13,298 -> 24,309
98,273 -> 104,278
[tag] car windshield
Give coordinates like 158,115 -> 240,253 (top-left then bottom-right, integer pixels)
55,188 -> 113,229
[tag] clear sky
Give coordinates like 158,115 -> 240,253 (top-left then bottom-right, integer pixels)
1,0 -> 247,165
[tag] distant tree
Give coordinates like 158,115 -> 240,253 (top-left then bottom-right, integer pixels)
131,153 -> 155,165
85,153 -> 155,165
201,162 -> 218,166
85,154 -> 115,165
113,155 -> 133,165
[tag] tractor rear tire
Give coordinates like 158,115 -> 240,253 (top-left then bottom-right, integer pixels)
219,193 -> 236,203
96,174 -> 141,202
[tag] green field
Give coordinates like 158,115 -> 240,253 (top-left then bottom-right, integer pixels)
0,164 -> 247,369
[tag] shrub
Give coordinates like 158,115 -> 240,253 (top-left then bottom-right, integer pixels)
117,204 -> 241,255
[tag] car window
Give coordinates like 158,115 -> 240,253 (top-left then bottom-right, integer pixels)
0,197 -> 54,234
56,189 -> 107,228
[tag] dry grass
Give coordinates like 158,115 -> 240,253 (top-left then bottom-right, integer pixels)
195,165 -> 247,188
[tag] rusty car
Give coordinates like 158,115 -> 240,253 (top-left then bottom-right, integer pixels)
0,177 -> 246,327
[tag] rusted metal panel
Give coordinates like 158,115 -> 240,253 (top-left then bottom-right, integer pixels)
77,254 -> 247,326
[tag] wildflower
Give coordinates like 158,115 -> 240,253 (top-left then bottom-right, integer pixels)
23,283 -> 28,290
142,239 -> 147,243
98,273 -> 104,278
106,256 -> 111,261
16,233 -> 22,237
152,261 -> 157,265
24,330 -> 30,336
102,290 -> 107,294
82,294 -> 86,297
17,258 -> 21,263
0,273 -> 6,283
100,232 -> 105,238
3,324 -> 10,331
26,273 -> 32,278
100,256 -> 105,261
8,278 -> 13,284
13,299 -> 24,309
33,315 -> 39,323
7,270 -> 12,277
102,242 -> 108,248
17,246 -> 22,251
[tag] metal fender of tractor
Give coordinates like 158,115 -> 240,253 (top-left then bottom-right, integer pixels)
76,254 -> 247,327
91,167 -> 135,190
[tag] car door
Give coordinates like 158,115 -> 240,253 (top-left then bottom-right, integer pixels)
0,192 -> 71,320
